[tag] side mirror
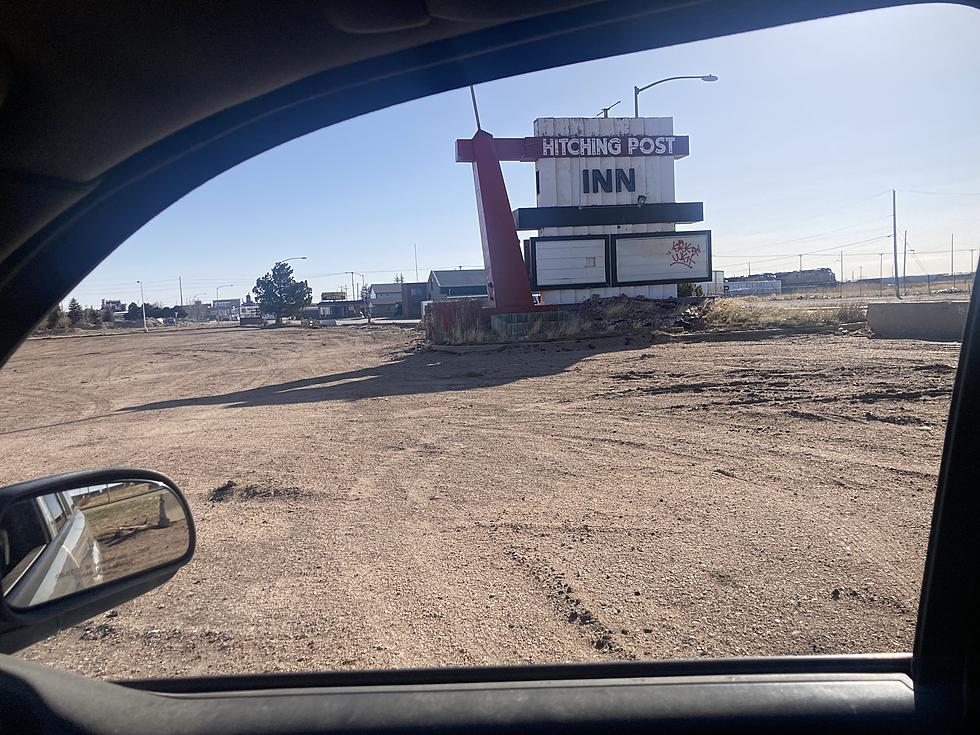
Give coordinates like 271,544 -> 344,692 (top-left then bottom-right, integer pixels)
0,469 -> 195,654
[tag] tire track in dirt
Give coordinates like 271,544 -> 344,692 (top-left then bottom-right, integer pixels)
505,545 -> 629,657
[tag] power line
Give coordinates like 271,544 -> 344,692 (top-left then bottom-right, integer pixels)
724,219 -> 890,256
903,189 -> 980,196
910,251 -> 930,274
713,234 -> 892,261
740,189 -> 890,232
802,234 -> 893,256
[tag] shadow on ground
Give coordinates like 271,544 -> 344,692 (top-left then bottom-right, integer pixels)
118,337 -> 648,412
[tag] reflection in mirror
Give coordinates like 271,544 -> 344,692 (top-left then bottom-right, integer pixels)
0,480 -> 189,609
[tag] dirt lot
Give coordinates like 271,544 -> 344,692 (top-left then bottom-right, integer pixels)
0,325 -> 959,679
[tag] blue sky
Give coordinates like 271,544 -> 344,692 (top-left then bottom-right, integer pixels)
69,3 -> 980,307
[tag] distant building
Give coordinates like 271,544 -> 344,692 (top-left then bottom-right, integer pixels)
427,269 -> 488,300
101,298 -> 124,312
239,295 -> 263,326
400,281 -> 427,318
212,298 -> 241,320
368,283 -> 402,317
726,279 -> 782,296
727,268 -> 835,292
698,270 -> 725,296
316,299 -> 361,319
182,300 -> 211,322
317,291 -> 361,319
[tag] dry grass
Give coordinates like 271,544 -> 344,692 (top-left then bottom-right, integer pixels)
442,323 -> 493,345
424,300 -> 490,344
428,297 -> 868,344
598,299 -> 642,321
836,302 -> 866,322
704,299 -> 866,331
525,316 -> 592,340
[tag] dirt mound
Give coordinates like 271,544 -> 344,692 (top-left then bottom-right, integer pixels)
577,295 -> 710,333
208,480 -> 306,502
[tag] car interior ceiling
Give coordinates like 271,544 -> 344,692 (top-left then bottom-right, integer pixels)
0,0 -> 919,364
2,0 -> 980,732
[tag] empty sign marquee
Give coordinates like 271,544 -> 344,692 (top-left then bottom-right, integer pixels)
526,231 -> 712,291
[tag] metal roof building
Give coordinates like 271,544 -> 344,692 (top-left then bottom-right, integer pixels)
427,269 -> 488,300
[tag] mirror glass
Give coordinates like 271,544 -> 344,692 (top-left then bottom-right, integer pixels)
0,479 -> 189,609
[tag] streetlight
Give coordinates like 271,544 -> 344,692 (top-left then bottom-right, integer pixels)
633,74 -> 717,117
343,271 -> 366,319
343,272 -> 364,300
215,284 -> 233,324
280,260 -> 307,322
136,280 -> 147,333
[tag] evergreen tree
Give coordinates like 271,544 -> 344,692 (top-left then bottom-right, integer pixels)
67,298 -> 83,325
253,261 -> 313,324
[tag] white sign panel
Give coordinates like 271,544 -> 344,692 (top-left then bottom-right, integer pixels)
534,117 -> 678,239
533,237 -> 607,287
614,231 -> 712,284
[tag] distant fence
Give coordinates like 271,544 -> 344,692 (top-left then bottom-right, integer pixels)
725,280 -> 782,296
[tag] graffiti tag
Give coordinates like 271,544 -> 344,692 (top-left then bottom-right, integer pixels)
667,239 -> 701,269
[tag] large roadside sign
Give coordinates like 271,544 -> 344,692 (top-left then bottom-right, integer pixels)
454,115 -> 710,307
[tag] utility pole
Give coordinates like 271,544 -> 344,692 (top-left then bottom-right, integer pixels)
951,234 -> 955,288
414,244 -> 419,283
859,266 -> 863,298
343,272 -> 365,314
840,251 -> 844,299
137,280 -> 147,333
892,189 -> 901,298
879,253 -> 884,297
178,276 -> 184,308
971,248 -> 976,294
799,254 -> 803,271
747,261 -> 751,277
902,230 -> 908,295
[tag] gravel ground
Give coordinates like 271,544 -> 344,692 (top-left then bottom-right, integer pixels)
0,325 -> 958,679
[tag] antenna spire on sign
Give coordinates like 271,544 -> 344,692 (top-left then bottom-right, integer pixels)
469,85 -> 482,131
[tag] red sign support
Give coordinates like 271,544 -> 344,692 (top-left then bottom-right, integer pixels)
464,129 -> 534,313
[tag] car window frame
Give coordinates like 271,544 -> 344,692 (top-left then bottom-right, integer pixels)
0,0 -> 975,723
36,494 -> 67,535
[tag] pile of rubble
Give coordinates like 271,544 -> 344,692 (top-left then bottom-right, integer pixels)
577,295 -> 712,334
